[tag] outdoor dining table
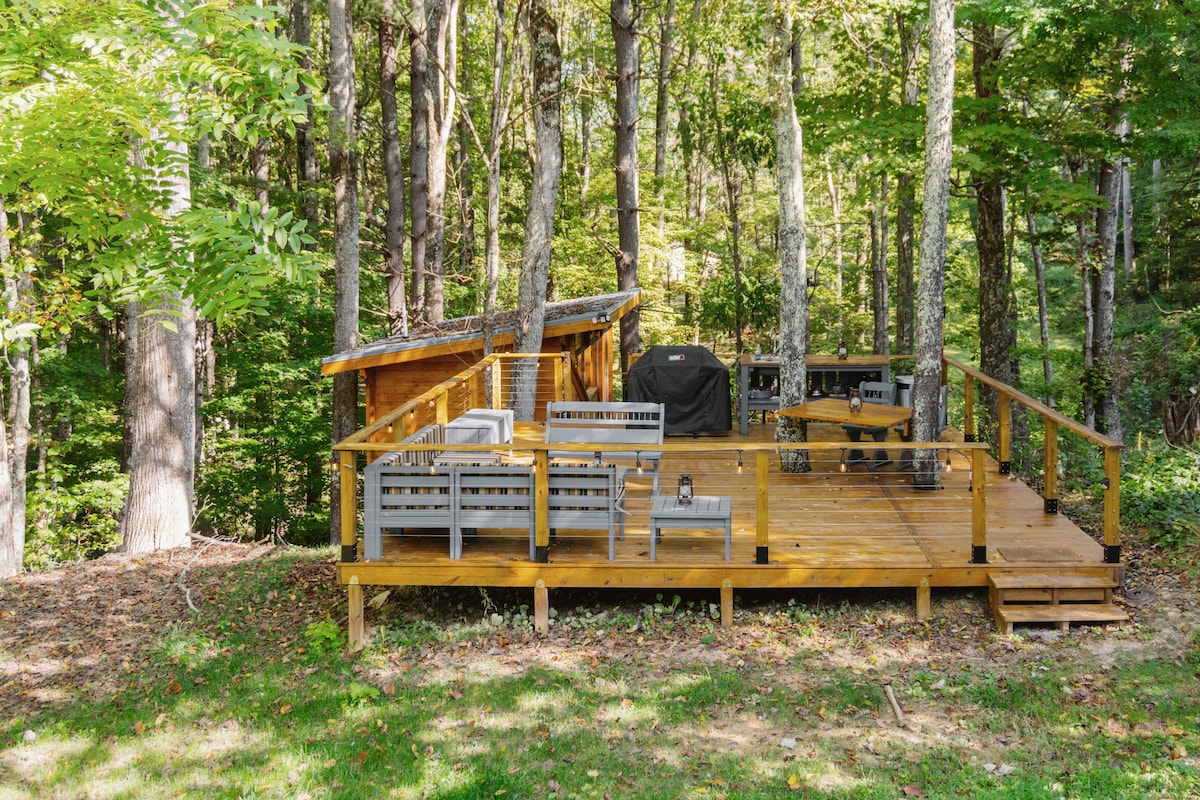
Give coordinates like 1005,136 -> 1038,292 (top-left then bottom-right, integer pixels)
778,397 -> 913,469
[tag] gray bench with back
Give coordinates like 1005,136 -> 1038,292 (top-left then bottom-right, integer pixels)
544,401 -> 665,495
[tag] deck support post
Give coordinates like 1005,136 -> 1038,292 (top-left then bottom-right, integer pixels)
534,579 -> 549,632
971,448 -> 988,564
347,576 -> 364,650
755,451 -> 770,564
1043,419 -> 1059,514
916,578 -> 931,619
1103,445 -> 1122,564
534,451 -> 550,563
720,579 -> 733,627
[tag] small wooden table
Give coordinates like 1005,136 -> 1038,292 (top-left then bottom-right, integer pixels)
649,495 -> 732,561
779,398 -> 913,469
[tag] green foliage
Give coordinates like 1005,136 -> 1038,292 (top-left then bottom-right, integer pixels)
1121,444 -> 1200,547
303,619 -> 344,656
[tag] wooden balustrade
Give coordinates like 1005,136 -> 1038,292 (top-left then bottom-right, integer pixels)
943,355 -> 1124,562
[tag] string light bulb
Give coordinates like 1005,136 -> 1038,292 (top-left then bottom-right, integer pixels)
944,449 -> 953,473
839,448 -> 848,473
636,451 -> 644,475
736,450 -> 744,474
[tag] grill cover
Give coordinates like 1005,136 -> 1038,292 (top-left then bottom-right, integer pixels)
627,346 -> 732,434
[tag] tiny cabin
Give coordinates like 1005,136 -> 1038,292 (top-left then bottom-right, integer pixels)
321,290 -> 640,433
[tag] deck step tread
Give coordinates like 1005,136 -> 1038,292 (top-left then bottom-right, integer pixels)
988,574 -> 1117,591
995,604 -> 1128,624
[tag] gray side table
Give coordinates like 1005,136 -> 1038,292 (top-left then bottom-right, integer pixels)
649,495 -> 733,561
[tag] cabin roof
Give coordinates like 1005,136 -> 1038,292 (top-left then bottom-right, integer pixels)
321,289 -> 640,375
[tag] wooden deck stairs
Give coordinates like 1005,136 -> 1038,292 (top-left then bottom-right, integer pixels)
988,573 -> 1129,634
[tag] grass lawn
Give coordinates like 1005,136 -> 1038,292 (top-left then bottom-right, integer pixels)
1,543 -> 1198,799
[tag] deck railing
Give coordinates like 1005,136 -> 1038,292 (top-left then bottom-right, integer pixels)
943,355 -> 1124,563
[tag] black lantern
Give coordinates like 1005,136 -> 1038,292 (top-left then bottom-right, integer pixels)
677,474 -> 693,505
837,340 -> 848,360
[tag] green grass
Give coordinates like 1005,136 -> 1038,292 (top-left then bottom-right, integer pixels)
3,550 -> 1200,799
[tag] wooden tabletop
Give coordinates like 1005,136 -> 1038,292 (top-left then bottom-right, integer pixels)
778,397 -> 913,429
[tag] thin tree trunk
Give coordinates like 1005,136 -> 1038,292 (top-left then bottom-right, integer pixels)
409,0 -> 430,321
1025,202 -> 1053,404
894,12 -> 923,356
0,200 -> 31,577
483,0 -> 513,357
455,0 -> 475,305
771,5 -> 809,474
579,42 -> 593,208
825,156 -> 844,311
511,0 -> 562,421
654,0 -> 676,240
328,0 -> 360,546
423,0 -> 460,323
1094,157 -> 1123,441
913,0 -> 955,488
380,0 -> 409,334
612,0 -> 642,387
872,172 -> 890,355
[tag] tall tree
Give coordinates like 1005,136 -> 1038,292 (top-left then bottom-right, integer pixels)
771,3 -> 810,475
290,0 -> 320,250
0,199 -> 32,577
482,0 -> 515,356
409,0 -> 431,321
971,19 -> 1014,443
422,0 -> 460,323
379,0 -> 409,335
894,9 -> 923,355
511,0 -> 562,420
913,0 -> 955,488
328,0 -> 360,545
611,0 -> 642,384
654,0 -> 677,240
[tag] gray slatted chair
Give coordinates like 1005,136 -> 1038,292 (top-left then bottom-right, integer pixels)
453,466 -> 534,560
544,464 -> 627,560
842,380 -> 898,469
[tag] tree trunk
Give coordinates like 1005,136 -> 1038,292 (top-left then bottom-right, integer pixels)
913,0 -> 955,488
825,156 -> 845,310
511,0 -> 562,421
771,5 -> 809,474
972,21 -> 1013,449
0,199 -> 31,578
611,0 -> 642,388
380,0 -> 409,335
328,0 -> 360,546
290,0 -> 320,250
654,0 -> 676,240
423,0 -> 459,323
871,172 -> 890,355
894,12 -> 923,356
409,0 -> 430,321
1025,202 -> 1053,404
1093,157 -> 1123,441
455,0 -> 475,303
482,0 -> 513,357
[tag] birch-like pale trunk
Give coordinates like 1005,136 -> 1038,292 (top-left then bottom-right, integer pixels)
611,0 -> 642,385
511,0 -> 562,420
1024,201 -> 1053,405
423,0 -> 460,323
0,199 -> 31,577
380,0 -> 409,335
872,172 -> 890,355
771,5 -> 809,474
290,0 -> 320,249
482,0 -> 513,357
328,0 -> 360,546
913,0 -> 955,488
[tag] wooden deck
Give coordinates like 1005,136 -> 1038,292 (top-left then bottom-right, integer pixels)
339,420 -> 1117,620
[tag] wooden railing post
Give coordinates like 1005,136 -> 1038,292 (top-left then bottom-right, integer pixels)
553,354 -> 565,401
997,393 -> 1011,475
971,447 -> 988,563
755,450 -> 770,564
339,449 -> 357,563
1043,420 -> 1059,514
491,356 -> 504,408
533,450 -> 550,563
1103,445 -> 1121,563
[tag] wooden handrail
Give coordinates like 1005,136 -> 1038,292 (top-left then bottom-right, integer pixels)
943,354 -> 1124,563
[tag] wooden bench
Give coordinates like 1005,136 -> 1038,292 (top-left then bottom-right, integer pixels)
545,401 -> 665,494
363,463 -> 454,560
